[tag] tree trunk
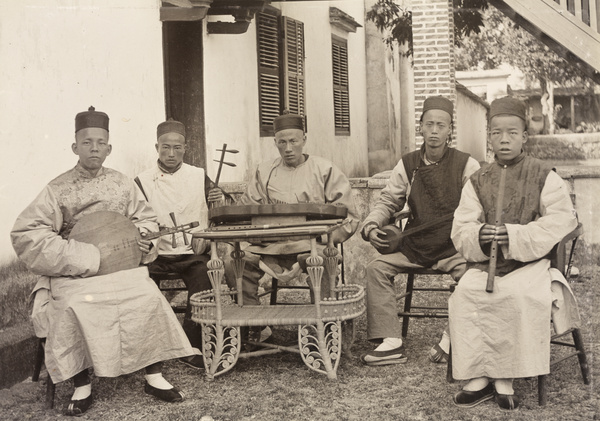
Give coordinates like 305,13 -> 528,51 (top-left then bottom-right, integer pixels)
539,78 -> 555,135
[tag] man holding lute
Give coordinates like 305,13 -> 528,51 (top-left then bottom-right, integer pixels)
11,107 -> 196,416
359,96 -> 480,366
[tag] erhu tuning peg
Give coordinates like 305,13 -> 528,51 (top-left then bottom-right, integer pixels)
214,143 -> 237,187
213,160 -> 236,167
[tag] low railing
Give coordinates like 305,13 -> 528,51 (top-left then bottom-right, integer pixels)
552,0 -> 599,32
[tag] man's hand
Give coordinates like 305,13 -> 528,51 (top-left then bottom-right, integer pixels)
368,228 -> 390,250
207,188 -> 225,204
192,237 -> 207,255
479,224 -> 508,247
137,236 -> 153,255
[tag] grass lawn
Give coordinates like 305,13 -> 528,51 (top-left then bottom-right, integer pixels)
0,247 -> 597,421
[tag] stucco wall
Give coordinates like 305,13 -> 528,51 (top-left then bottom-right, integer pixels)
456,88 -> 488,163
0,0 -> 165,263
203,1 -> 369,184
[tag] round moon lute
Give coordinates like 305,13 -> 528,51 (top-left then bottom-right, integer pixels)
69,211 -> 198,276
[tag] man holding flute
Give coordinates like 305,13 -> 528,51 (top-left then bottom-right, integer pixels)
448,97 -> 579,410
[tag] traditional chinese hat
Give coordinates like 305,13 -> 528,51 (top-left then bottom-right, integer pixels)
273,112 -> 304,133
75,106 -> 109,132
157,119 -> 186,139
421,96 -> 454,118
489,96 -> 527,121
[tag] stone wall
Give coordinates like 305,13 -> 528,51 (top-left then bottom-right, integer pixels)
525,133 -> 600,161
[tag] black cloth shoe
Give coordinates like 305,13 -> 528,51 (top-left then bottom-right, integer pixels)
179,355 -> 204,370
496,394 -> 520,410
64,394 -> 93,416
453,383 -> 495,408
361,345 -> 408,366
144,382 -> 185,402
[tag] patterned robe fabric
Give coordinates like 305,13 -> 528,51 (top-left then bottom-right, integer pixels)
11,164 -> 195,383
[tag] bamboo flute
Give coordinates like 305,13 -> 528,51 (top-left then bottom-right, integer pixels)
486,165 -> 507,293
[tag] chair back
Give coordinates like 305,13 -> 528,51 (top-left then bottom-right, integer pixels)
550,223 -> 583,277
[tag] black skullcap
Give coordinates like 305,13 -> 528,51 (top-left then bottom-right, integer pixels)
489,96 -> 527,121
157,119 -> 186,139
273,112 -> 304,133
421,96 -> 454,118
75,106 -> 109,132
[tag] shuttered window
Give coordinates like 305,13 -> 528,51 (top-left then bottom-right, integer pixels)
332,35 -> 350,135
257,10 -> 306,136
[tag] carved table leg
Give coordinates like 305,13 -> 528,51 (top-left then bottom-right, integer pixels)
323,235 -> 339,300
299,238 -> 340,380
230,242 -> 246,306
202,241 -> 241,380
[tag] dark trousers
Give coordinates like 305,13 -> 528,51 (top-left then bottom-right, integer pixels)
148,254 -> 211,349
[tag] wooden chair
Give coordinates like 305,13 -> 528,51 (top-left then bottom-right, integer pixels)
32,337 -> 55,409
446,223 -> 590,405
148,271 -> 187,313
538,222 -> 590,405
383,210 -> 456,338
396,268 -> 455,338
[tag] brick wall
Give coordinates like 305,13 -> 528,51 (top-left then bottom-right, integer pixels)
411,0 -> 456,146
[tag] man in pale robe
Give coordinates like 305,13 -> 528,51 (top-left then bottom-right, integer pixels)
136,119 -> 227,370
224,113 -> 359,341
11,107 -> 195,416
448,97 -> 579,411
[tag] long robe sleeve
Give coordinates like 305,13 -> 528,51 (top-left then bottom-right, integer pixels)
504,170 -> 577,262
361,160 -> 409,231
322,163 -> 359,243
363,156 -> 480,235
11,186 -> 101,277
452,171 -> 577,263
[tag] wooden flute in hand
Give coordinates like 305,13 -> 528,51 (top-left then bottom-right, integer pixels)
486,166 -> 507,293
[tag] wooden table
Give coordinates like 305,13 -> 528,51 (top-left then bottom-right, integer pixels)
190,212 -> 365,380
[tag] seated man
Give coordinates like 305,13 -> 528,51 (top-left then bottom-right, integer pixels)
224,112 -> 359,336
135,119 -> 227,369
11,107 -> 195,416
449,97 -> 579,410
360,96 -> 480,366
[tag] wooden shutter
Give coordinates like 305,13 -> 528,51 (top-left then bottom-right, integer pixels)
332,35 -> 350,135
257,10 -> 281,136
282,16 -> 306,123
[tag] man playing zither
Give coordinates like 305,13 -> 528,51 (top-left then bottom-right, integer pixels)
11,107 -> 195,416
224,112 -> 359,341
